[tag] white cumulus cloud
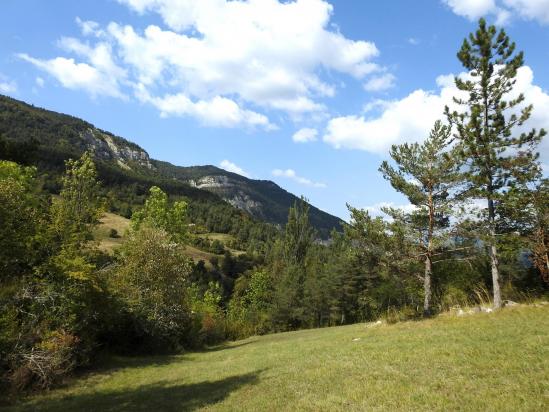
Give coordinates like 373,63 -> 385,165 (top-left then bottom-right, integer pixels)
503,0 -> 549,23
442,0 -> 498,20
219,160 -> 250,178
0,73 -> 17,94
363,73 -> 396,92
272,168 -> 326,188
17,48 -> 127,99
442,0 -> 549,24
292,127 -> 318,143
136,86 -> 274,129
18,0 -> 384,129
323,66 -> 549,160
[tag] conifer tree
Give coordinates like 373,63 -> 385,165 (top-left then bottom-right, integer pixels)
283,196 -> 315,266
379,120 -> 459,315
446,18 -> 545,308
272,197 -> 315,329
499,168 -> 549,285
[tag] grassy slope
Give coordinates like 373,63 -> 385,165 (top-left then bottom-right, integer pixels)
93,213 -> 131,253
195,233 -> 245,256
93,214 -> 243,264
5,305 -> 548,411
93,214 -> 221,267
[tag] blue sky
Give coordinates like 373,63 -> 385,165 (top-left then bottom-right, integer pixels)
1,0 -> 548,220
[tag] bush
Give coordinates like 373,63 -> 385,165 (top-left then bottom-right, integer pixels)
108,226 -> 193,352
210,240 -> 225,255
10,330 -> 79,391
384,306 -> 420,324
108,228 -> 119,238
439,286 -> 471,311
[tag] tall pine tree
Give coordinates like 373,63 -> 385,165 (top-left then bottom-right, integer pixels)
271,197 -> 315,329
446,19 -> 545,308
379,120 -> 459,315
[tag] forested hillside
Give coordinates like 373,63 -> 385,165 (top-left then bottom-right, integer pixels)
0,94 -> 343,238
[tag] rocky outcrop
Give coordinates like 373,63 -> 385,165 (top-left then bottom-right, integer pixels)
81,128 -> 154,170
189,175 -> 263,216
226,193 -> 263,216
189,175 -> 234,189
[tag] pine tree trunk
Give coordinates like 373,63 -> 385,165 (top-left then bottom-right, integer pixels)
424,191 -> 434,316
488,197 -> 502,309
423,255 -> 432,316
490,242 -> 502,308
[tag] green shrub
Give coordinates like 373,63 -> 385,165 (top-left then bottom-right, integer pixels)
108,226 -> 193,351
384,305 -> 420,324
439,286 -> 471,311
210,240 -> 225,255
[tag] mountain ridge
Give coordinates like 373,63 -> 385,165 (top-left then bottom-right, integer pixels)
0,94 -> 343,237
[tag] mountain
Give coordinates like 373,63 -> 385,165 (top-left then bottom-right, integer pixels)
153,162 -> 342,235
0,94 -> 343,237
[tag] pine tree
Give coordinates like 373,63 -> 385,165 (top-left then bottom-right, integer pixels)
344,206 -> 411,320
446,18 -> 545,308
379,120 -> 459,315
272,197 -> 315,329
499,167 -> 549,285
283,196 -> 315,266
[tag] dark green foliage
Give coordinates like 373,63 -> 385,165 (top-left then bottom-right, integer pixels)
379,120 -> 460,315
498,171 -> 549,286
210,239 -> 225,255
270,198 -> 316,330
446,18 -> 545,308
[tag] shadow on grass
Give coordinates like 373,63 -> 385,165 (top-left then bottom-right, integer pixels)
67,353 -> 186,381
202,339 -> 258,353
19,370 -> 263,412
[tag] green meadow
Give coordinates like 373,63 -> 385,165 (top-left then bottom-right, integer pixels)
5,305 -> 548,412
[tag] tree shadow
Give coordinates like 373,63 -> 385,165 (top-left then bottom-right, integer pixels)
70,353 -> 185,380
22,370 -> 264,412
201,339 -> 258,353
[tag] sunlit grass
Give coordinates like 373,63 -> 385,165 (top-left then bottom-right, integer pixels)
93,212 -> 130,253
6,305 -> 548,411
94,213 -> 245,262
